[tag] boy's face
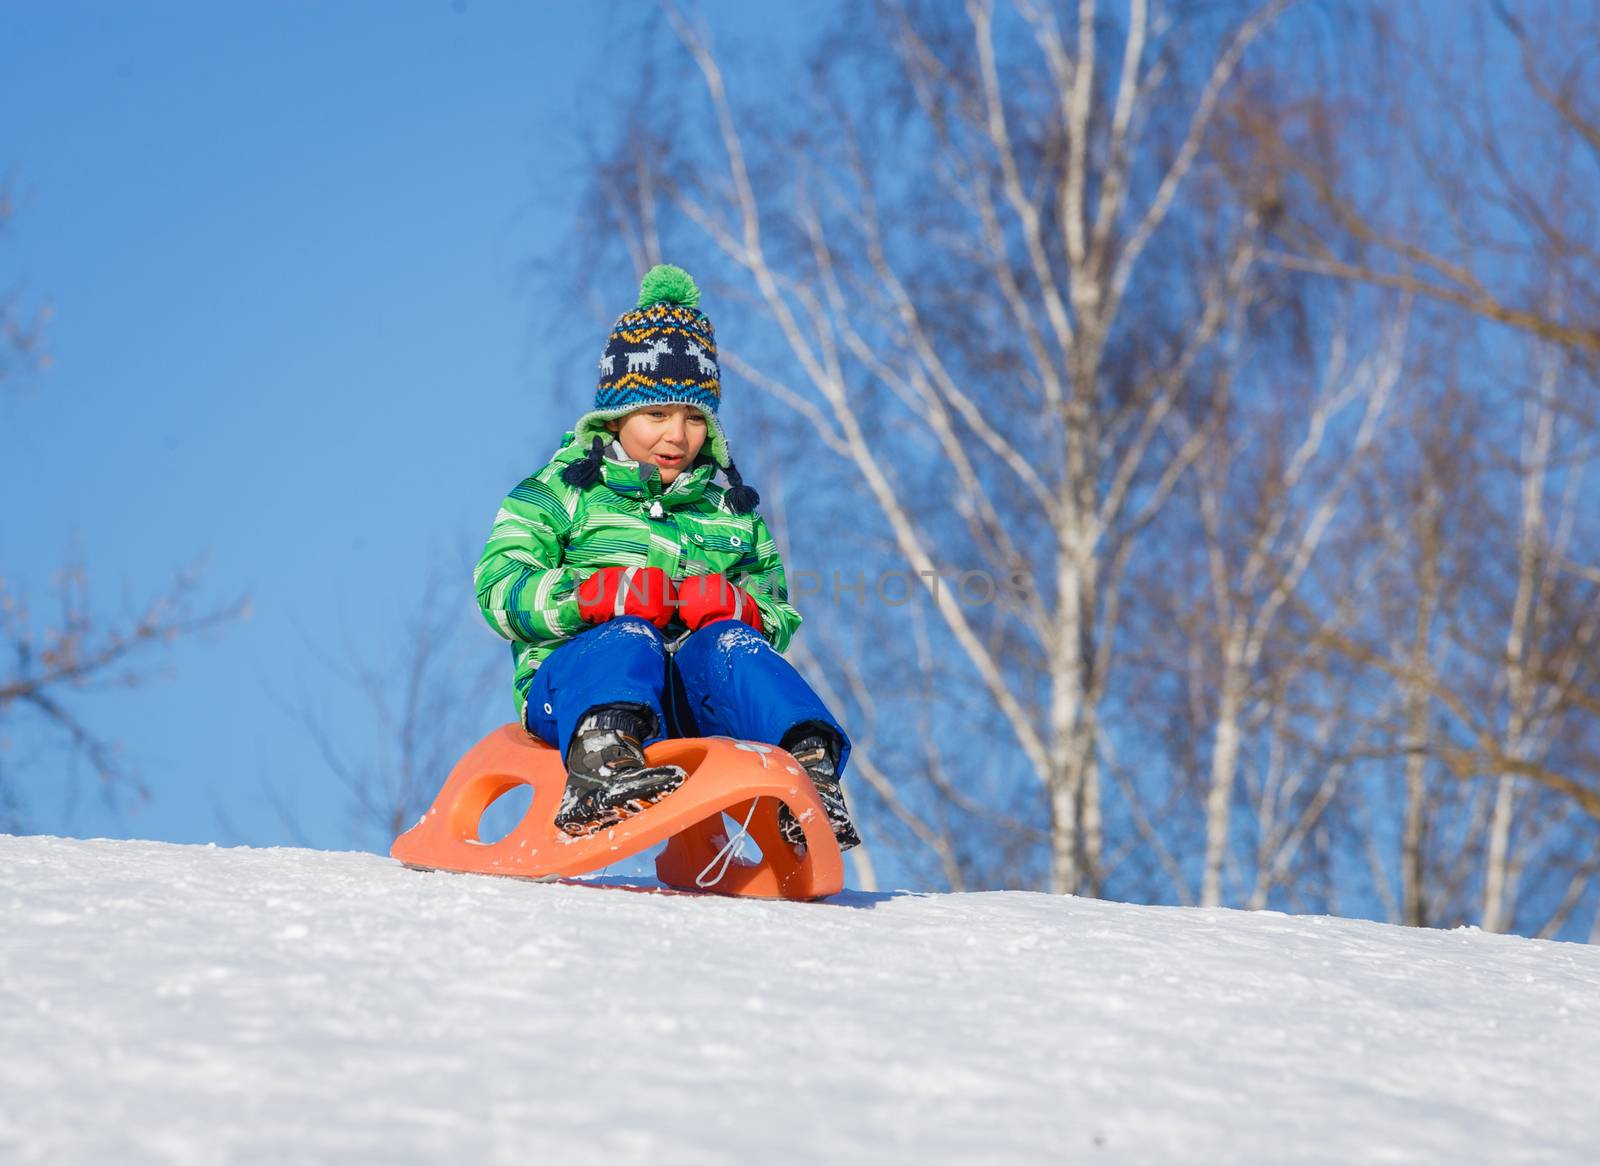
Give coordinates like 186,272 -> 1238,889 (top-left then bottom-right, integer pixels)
606,404 -> 708,484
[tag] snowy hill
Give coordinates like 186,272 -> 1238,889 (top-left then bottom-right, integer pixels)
4,836 -> 1599,1164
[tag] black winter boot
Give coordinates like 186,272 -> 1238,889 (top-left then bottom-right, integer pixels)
554,705 -> 687,837
777,727 -> 861,851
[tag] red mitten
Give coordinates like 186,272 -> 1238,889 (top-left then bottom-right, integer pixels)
676,574 -> 764,634
576,566 -> 676,630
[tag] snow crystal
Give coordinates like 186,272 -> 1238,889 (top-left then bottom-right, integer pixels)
606,619 -> 668,647
712,624 -> 765,658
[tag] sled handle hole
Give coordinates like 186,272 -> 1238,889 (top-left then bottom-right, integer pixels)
447,773 -> 536,843
476,783 -> 536,845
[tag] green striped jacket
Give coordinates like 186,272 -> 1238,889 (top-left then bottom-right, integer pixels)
474,432 -> 803,717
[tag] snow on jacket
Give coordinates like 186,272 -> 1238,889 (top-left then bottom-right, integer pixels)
474,432 -> 802,717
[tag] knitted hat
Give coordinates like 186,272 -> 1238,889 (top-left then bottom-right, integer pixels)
565,264 -> 759,514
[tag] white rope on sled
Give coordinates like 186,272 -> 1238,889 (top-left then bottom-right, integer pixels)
696,797 -> 761,889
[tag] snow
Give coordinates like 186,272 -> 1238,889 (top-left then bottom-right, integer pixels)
4,835 -> 1599,1164
712,623 -> 765,657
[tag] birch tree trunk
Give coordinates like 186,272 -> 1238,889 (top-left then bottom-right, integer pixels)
1193,312 -> 1406,908
1482,355 -> 1556,933
1399,512 -> 1441,928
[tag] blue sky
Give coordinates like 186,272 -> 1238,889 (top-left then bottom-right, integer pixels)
1,1 -> 824,855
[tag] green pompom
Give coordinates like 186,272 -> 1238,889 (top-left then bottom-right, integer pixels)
637,264 -> 701,309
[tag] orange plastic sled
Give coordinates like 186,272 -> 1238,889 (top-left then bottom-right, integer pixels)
391,724 -> 844,901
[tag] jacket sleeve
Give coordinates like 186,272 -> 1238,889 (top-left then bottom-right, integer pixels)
732,513 -> 803,654
474,468 -> 587,646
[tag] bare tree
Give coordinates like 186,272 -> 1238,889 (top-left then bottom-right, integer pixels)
1255,1 -> 1600,364
1301,335 -> 1600,935
0,558 -> 245,824
299,563 -> 502,851
0,174 -> 52,386
571,0 -> 1296,893
552,3 -> 1599,935
1103,0 -> 1600,933
1243,1 -> 1600,932
1180,301 -> 1408,907
0,179 -> 245,825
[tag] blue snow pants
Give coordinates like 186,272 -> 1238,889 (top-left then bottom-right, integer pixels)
522,616 -> 852,776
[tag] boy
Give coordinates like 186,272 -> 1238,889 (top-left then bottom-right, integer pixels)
474,265 -> 859,848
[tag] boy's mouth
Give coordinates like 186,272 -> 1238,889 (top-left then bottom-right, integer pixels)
656,454 -> 683,466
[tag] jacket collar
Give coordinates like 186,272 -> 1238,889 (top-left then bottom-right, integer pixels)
598,439 -> 715,507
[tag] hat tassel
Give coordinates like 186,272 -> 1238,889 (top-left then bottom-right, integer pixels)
561,435 -> 606,488
723,460 -> 760,515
